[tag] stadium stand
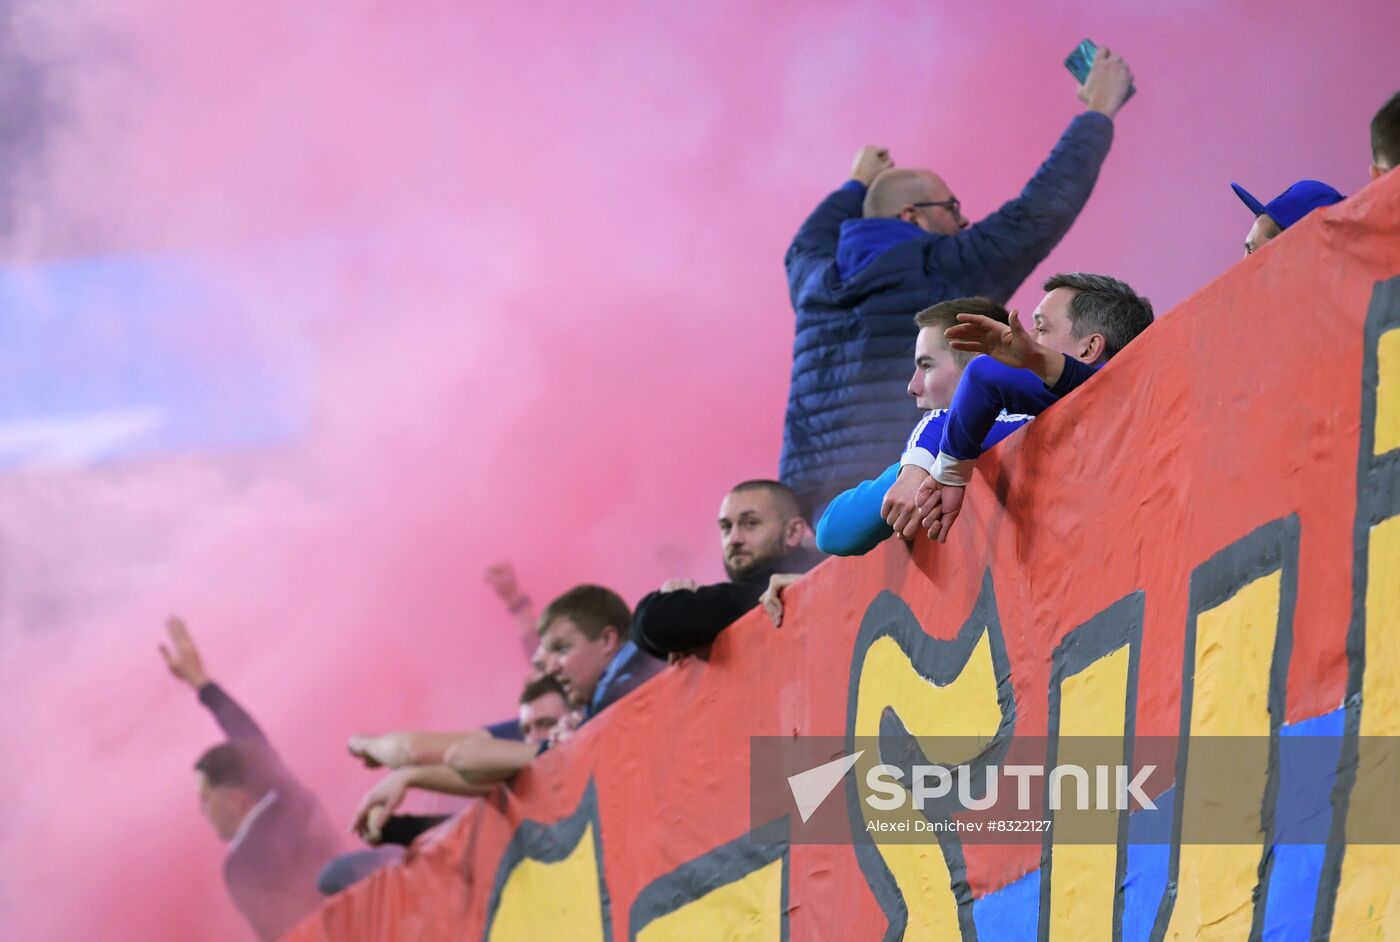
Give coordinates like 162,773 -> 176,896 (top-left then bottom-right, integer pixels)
281,163 -> 1400,942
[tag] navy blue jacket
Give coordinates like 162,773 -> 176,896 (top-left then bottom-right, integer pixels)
778,112 -> 1115,515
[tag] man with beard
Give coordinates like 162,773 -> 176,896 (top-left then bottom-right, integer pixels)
630,480 -> 823,657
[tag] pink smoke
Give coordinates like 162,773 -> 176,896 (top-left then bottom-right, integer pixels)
0,1 -> 1393,937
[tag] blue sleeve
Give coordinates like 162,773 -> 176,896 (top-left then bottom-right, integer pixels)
980,413 -> 1033,450
784,181 -> 866,306
899,410 -> 946,472
816,462 -> 900,556
939,357 -> 1062,461
926,112 -> 1114,301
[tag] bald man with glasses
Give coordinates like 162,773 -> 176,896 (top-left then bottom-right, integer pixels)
778,46 -> 1136,520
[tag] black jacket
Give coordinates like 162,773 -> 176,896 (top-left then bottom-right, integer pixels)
630,547 -> 824,657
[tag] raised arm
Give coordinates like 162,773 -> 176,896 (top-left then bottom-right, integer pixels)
160,616 -> 267,743
485,562 -> 538,661
443,737 -> 544,785
927,51 -> 1133,300
785,146 -> 892,300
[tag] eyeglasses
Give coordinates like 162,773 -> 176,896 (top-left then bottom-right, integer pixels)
911,198 -> 960,214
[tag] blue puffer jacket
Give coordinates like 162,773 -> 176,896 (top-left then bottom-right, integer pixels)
778,111 -> 1115,515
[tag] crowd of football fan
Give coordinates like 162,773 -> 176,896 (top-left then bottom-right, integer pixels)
158,50 -> 1400,941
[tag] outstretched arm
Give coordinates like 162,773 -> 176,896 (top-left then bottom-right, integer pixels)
927,50 -> 1133,300
161,616 -> 267,743
485,562 -> 538,661
443,737 -> 543,785
347,727 -> 491,769
351,766 -> 495,844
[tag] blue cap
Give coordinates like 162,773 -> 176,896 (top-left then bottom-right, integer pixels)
1231,179 -> 1344,230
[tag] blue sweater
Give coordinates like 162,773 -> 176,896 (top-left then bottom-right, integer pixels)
920,354 -> 1097,485
778,112 -> 1115,515
815,408 -> 1030,556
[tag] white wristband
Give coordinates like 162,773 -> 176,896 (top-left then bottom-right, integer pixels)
899,446 -> 936,474
931,451 -> 973,487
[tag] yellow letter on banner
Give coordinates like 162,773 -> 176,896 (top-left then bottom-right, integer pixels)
483,784 -> 611,942
628,827 -> 790,941
1329,319 -> 1400,938
1155,508 -> 1300,942
1372,325 -> 1400,457
635,860 -> 784,942
848,580 -> 1014,942
487,821 -> 607,942
1043,617 -> 1134,942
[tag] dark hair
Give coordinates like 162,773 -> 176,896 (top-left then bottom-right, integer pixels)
537,585 -> 631,641
520,674 -> 567,705
1372,90 -> 1400,169
914,297 -> 1010,367
194,741 -> 275,795
1043,272 -> 1153,359
728,479 -> 804,523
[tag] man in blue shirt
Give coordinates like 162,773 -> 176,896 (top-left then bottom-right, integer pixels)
779,47 -> 1137,519
911,272 -> 1154,542
345,587 -> 661,841
441,585 -> 663,783
815,297 -> 1028,556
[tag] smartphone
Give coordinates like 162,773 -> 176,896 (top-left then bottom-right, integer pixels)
1065,38 -> 1135,102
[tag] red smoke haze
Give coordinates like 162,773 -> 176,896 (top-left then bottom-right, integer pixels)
0,1 -> 1392,936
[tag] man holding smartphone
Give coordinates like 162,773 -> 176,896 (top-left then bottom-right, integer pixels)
779,46 -> 1135,521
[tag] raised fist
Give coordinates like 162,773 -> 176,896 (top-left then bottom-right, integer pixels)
850,146 -> 894,186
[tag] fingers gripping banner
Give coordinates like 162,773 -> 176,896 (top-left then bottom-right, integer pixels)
285,174 -> 1400,941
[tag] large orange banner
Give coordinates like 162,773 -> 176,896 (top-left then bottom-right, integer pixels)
285,171 -> 1400,941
